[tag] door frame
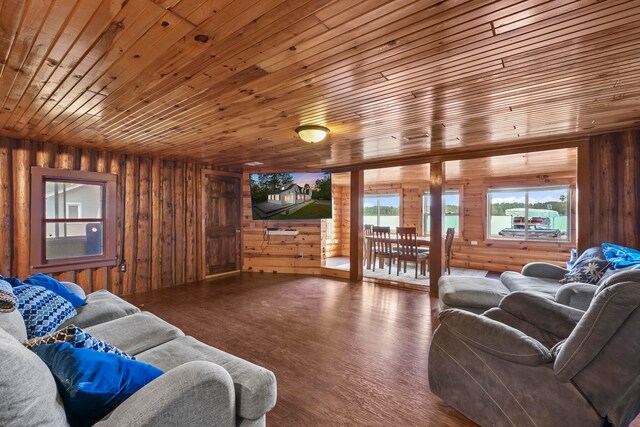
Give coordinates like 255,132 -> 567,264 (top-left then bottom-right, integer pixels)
200,169 -> 243,279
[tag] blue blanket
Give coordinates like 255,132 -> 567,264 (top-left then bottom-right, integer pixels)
602,243 -> 640,269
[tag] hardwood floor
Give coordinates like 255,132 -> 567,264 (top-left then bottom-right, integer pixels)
124,272 -> 474,426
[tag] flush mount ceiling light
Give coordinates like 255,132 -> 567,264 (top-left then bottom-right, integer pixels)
295,125 -> 330,143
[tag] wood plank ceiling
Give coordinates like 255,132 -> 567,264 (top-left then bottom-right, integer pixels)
0,0 -> 638,170
331,147 -> 577,185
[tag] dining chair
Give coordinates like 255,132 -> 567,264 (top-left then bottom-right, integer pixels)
444,227 -> 455,275
363,224 -> 374,269
396,227 -> 429,278
371,226 -> 397,274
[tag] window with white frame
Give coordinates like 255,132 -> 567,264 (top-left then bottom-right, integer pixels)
363,194 -> 400,228
487,185 -> 570,241
423,190 -> 460,236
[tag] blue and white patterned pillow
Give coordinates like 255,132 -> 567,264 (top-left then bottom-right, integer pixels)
13,285 -> 76,339
24,325 -> 135,360
560,257 -> 611,285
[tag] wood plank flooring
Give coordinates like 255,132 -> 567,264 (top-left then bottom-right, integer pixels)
123,272 -> 474,426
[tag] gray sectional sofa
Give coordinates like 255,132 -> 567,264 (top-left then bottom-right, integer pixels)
430,270 -> 640,426
0,289 -> 277,426
439,246 -> 640,313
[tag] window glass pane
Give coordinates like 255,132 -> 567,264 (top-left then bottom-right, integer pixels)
378,195 -> 400,228
490,190 -> 525,237
363,196 -> 378,226
45,222 -> 103,260
424,190 -> 460,235
363,194 -> 400,227
527,188 -> 569,239
45,182 -> 102,219
489,186 -> 570,241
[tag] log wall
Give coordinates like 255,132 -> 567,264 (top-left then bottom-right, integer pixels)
0,137 -> 209,295
582,129 -> 640,249
449,172 -> 576,271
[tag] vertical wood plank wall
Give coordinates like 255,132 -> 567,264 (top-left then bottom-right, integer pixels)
583,129 -> 640,249
0,137 -> 209,295
242,173 -> 323,274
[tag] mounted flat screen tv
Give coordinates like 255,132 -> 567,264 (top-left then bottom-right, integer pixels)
250,172 -> 332,220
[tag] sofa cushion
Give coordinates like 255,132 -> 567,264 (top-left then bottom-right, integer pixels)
25,325 -> 135,360
136,336 -> 277,420
24,273 -> 86,308
60,290 -> 140,329
438,276 -> 509,310
85,312 -> 184,356
0,327 -> 68,426
33,342 -> 163,426
559,257 -> 610,285
0,309 -> 28,341
14,285 -> 77,338
500,271 -> 561,297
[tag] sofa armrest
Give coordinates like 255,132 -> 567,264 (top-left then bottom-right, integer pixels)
96,361 -> 235,427
499,292 -> 584,339
438,309 -> 553,365
521,262 -> 568,280
555,283 -> 597,311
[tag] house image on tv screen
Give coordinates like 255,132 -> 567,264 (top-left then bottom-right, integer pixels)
250,172 -> 332,220
267,184 -> 312,205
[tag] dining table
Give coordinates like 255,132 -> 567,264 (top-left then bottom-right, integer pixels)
364,234 -> 430,270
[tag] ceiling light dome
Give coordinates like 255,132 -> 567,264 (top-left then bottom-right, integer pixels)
295,125 -> 329,143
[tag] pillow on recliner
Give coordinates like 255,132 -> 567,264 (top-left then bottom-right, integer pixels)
560,257 -> 610,285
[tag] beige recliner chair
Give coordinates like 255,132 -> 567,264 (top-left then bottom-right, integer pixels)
429,270 -> 640,426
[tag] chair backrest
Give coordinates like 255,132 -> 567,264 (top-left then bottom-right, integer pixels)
554,270 -> 640,426
372,226 -> 393,255
445,228 -> 455,258
396,227 -> 419,259
364,224 -> 373,236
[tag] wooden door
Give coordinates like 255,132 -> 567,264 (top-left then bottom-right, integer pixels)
202,171 -> 241,276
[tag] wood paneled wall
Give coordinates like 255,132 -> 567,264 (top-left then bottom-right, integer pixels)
241,173 -> 322,275
323,183 -> 350,259
449,172 -> 575,271
0,137 -> 208,295
581,129 -> 640,249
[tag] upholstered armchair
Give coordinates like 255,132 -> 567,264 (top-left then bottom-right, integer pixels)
429,270 -> 640,426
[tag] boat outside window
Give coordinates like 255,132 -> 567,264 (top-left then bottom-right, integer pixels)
487,185 -> 570,241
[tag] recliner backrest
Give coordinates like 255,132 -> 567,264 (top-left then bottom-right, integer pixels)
554,271 -> 640,425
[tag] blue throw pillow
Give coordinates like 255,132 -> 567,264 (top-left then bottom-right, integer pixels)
23,273 -> 86,308
602,243 -> 640,269
33,343 -> 163,426
24,325 -> 135,360
13,285 -> 77,339
0,274 -> 24,287
559,257 -> 611,285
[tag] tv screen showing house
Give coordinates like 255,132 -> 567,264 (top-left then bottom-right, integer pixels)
250,173 -> 332,220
